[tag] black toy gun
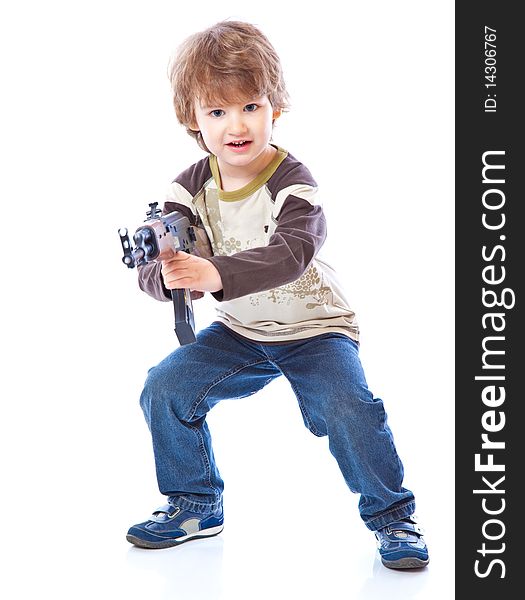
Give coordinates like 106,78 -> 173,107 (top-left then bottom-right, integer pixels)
119,202 -> 197,345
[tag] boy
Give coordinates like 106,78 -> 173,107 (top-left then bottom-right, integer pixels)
126,20 -> 429,570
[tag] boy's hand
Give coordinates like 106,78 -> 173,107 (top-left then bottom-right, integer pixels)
161,250 -> 223,293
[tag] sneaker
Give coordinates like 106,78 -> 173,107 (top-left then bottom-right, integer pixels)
374,515 -> 429,569
126,503 -> 224,549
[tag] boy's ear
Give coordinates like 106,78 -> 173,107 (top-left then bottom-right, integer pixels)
187,116 -> 199,131
272,109 -> 282,120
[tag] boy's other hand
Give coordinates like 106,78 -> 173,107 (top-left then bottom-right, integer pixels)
161,250 -> 223,293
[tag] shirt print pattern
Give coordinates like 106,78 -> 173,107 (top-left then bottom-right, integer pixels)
249,265 -> 332,308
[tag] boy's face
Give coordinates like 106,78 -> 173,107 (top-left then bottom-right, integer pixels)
191,95 -> 280,177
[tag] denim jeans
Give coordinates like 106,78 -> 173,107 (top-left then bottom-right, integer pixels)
139,322 -> 416,531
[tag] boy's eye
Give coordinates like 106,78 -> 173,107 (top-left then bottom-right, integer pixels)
210,109 -> 225,118
244,104 -> 258,112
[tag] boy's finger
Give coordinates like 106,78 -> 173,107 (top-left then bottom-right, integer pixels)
171,251 -> 191,261
161,249 -> 188,265
159,247 -> 176,261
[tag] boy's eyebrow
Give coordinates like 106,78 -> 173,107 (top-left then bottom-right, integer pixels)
198,96 -> 266,111
197,101 -> 227,111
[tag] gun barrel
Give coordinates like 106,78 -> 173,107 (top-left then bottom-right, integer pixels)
131,247 -> 145,265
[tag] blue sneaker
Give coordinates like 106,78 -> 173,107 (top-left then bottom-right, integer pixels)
127,503 -> 224,549
374,515 -> 429,569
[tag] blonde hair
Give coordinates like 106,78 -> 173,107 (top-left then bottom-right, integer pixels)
168,20 -> 289,151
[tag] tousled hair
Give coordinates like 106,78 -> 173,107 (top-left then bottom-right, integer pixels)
168,20 -> 289,151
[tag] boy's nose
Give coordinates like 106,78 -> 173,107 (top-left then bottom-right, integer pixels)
227,112 -> 248,135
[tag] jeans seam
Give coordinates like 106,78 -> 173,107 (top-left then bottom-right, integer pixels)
188,421 -> 216,499
377,403 -> 406,484
186,358 -> 272,421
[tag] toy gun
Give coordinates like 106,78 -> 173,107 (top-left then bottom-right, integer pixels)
119,202 -> 197,345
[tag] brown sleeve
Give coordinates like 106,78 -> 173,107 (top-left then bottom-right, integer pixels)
207,195 -> 326,302
137,262 -> 171,302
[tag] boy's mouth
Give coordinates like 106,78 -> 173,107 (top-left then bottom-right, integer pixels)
226,140 -> 252,151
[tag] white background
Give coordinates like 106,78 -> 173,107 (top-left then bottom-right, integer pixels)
0,1 -> 454,598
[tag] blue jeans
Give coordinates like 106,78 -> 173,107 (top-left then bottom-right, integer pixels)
139,322 -> 415,531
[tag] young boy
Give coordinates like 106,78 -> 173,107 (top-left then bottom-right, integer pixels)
127,20 -> 429,570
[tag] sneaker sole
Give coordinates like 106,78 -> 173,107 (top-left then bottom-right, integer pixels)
381,556 -> 429,569
126,524 -> 224,549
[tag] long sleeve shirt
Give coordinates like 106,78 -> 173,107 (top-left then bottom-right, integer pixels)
138,146 -> 359,343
